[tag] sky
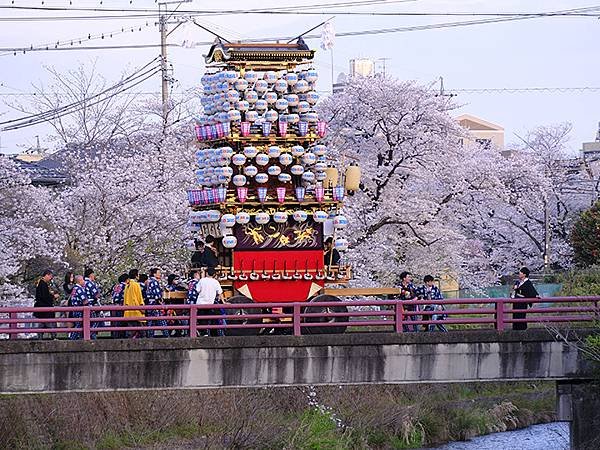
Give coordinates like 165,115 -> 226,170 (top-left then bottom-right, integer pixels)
0,0 -> 598,154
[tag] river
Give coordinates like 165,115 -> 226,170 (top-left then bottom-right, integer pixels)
431,422 -> 569,450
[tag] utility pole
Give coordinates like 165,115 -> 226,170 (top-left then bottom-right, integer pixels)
377,57 -> 391,77
158,0 -> 192,127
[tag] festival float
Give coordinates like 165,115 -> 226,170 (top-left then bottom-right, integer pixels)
186,37 -> 360,334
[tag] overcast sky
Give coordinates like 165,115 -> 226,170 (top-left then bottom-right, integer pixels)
0,0 -> 598,154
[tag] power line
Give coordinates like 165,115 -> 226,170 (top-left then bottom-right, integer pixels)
450,87 -> 600,94
0,44 -> 174,53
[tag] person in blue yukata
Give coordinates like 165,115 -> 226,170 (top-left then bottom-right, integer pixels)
146,268 -> 169,338
415,275 -> 448,332
69,275 -> 87,340
110,273 -> 128,338
398,271 -> 419,332
84,268 -> 101,338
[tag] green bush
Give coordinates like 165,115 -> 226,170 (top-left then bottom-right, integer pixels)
571,201 -> 600,267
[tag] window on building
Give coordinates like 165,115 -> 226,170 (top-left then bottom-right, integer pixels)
475,138 -> 492,149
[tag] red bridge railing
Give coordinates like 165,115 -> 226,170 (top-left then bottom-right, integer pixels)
0,296 -> 597,340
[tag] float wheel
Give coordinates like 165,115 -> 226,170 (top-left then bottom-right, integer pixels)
224,296 -> 262,336
302,294 -> 348,335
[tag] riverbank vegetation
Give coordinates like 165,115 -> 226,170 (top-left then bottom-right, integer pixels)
0,381 -> 556,449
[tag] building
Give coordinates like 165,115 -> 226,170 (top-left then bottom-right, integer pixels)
580,122 -> 600,158
350,58 -> 375,77
456,114 -> 505,150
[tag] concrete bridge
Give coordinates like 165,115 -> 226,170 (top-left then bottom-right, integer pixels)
0,329 -> 598,449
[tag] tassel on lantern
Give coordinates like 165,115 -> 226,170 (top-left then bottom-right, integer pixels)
237,187 -> 248,203
240,121 -> 251,137
295,186 -> 306,202
257,186 -> 268,203
278,121 -> 288,137
262,121 -> 272,137
317,121 -> 327,137
315,185 -> 325,203
276,186 -> 286,203
298,121 -> 308,137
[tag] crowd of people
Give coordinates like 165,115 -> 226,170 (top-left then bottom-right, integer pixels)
33,266 -> 226,340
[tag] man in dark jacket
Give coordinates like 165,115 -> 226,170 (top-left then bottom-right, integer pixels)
34,269 -> 58,339
512,267 -> 539,330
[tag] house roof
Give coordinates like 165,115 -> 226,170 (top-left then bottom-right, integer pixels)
456,114 -> 504,132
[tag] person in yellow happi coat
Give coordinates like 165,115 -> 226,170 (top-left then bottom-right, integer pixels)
123,268 -> 145,338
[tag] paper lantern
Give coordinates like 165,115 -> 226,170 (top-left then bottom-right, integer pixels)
275,98 -> 289,111
228,109 -> 241,122
285,72 -> 298,86
232,174 -> 247,186
220,146 -> 234,159
255,173 -> 269,184
206,210 -> 221,222
295,186 -> 306,202
305,112 -> 319,123
315,185 -> 325,202
255,153 -> 269,166
333,186 -> 345,202
345,163 -> 361,192
235,100 -> 250,112
234,78 -> 249,92
262,121 -> 272,137
293,210 -> 308,222
285,94 -> 299,106
265,110 -> 279,122
297,101 -> 310,113
264,71 -> 277,84
255,99 -> 268,113
255,211 -> 270,224
317,121 -> 327,137
306,91 -> 319,105
268,165 -> 282,176
243,146 -> 258,158
278,121 -> 288,137
287,113 -> 300,124
276,186 -> 286,203
245,90 -> 258,103
314,162 -> 327,172
222,235 -> 238,248
244,165 -> 258,177
301,171 -> 315,183
265,92 -> 278,104
316,171 -> 327,182
334,238 -> 349,252
220,101 -> 231,112
244,70 -> 258,83
312,144 -> 327,157
298,121 -> 309,136
333,215 -> 348,229
232,153 -> 247,166
305,69 -> 318,83
226,90 -> 240,103
240,121 -> 251,136
236,211 -> 250,224
279,153 -> 293,166
245,110 -> 258,122
273,211 -> 288,223
237,187 -> 248,203
324,166 -> 339,188
268,146 -> 281,158
216,186 -> 227,203
255,80 -> 268,93
257,186 -> 268,203
302,152 -> 316,165
278,173 -> 292,183
313,210 -> 328,223
221,214 -> 236,227
291,145 -> 305,157
295,79 -> 309,93
222,167 -> 234,178
274,79 -> 288,92
291,164 -> 305,176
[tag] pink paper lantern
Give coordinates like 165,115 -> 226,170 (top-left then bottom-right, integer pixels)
315,185 -> 325,203
276,187 -> 286,203
216,123 -> 225,138
278,121 -> 288,137
317,121 -> 327,138
195,125 -> 203,141
237,187 -> 248,203
200,189 -> 209,205
240,121 -> 251,137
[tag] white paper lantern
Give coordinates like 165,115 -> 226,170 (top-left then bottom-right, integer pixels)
293,210 -> 308,222
279,153 -> 293,166
234,78 -> 249,92
244,165 -> 258,177
255,153 -> 270,166
255,173 -> 269,184
265,110 -> 279,122
226,90 -> 240,103
245,110 -> 259,122
306,69 -> 319,83
235,100 -> 250,112
313,210 -> 328,223
199,211 -> 209,222
297,101 -> 310,113
265,92 -> 278,104
287,113 -> 300,124
243,146 -> 259,158
245,90 -> 258,103
264,71 -> 277,84
206,210 -> 221,222
228,109 -> 241,122
302,152 -> 316,165
312,144 -> 327,156
244,70 -> 258,83
306,91 -> 319,105
267,166 -> 281,176
274,79 -> 288,93
255,80 -> 268,93
273,211 -> 288,223
285,72 -> 298,86
255,212 -> 270,224
224,70 -> 238,83
236,211 -> 251,224
221,213 -> 236,227
333,215 -> 348,229
285,93 -> 299,107
222,235 -> 238,248
255,99 -> 268,113
291,145 -> 305,157
278,173 -> 292,182
232,174 -> 247,186
232,153 -> 247,166
294,79 -> 309,93
301,171 -> 315,183
316,171 -> 328,181
275,98 -> 289,111
305,112 -> 319,123
314,162 -> 327,171
268,146 -> 281,158
334,237 -> 349,252
291,164 -> 305,176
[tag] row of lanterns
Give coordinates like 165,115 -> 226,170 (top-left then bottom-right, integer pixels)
189,210 -> 348,227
